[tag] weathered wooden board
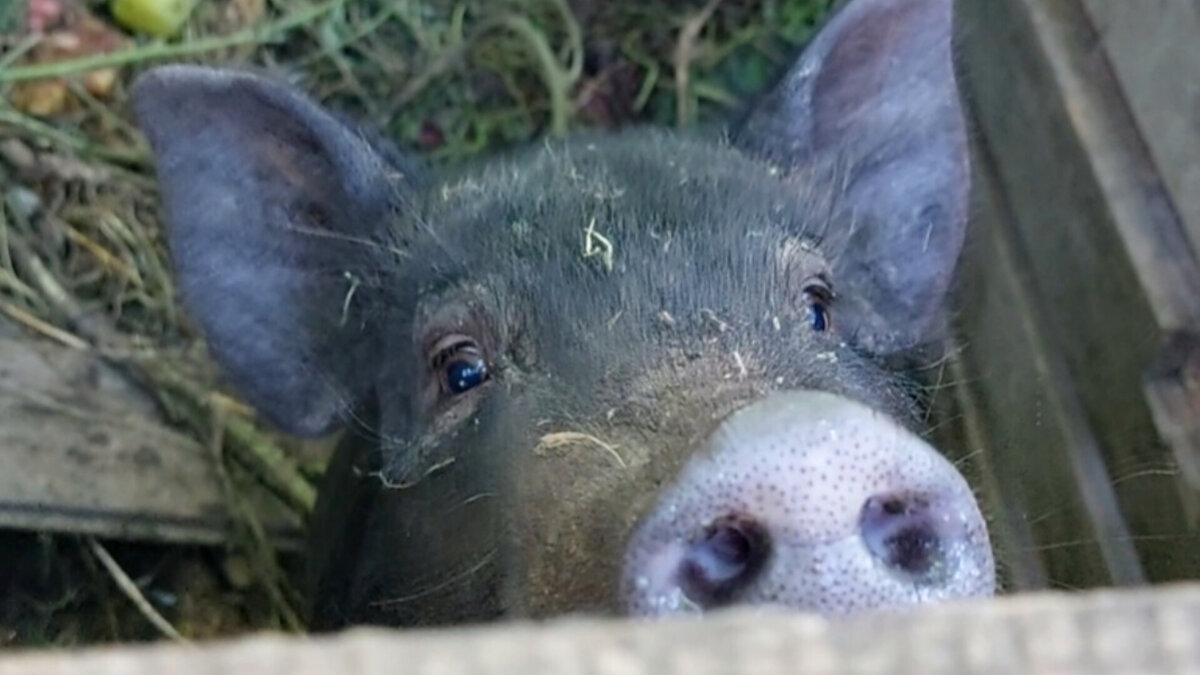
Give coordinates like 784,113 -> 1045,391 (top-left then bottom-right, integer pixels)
1078,0 -> 1200,257
1143,331 -> 1200,500
2,584 -> 1200,674
0,317 -> 304,550
953,0 -> 1200,586
928,141 -> 1143,593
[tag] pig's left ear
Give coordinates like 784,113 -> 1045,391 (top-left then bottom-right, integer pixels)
132,65 -> 419,437
732,0 -> 969,354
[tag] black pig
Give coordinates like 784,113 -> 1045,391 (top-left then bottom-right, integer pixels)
131,0 -> 995,630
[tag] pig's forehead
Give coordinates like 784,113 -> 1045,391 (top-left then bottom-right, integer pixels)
422,129 -> 841,254
394,130 -> 847,330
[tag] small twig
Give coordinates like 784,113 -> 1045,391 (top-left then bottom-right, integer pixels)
6,234 -> 100,333
60,220 -> 144,285
0,270 -> 43,305
382,41 -> 471,120
75,537 -> 124,640
673,0 -> 723,127
732,350 -> 747,379
134,356 -> 319,514
66,79 -> 147,142
552,0 -> 584,83
583,217 -> 615,272
699,308 -> 728,333
205,406 -> 305,631
0,34 -> 42,71
0,298 -> 89,350
534,431 -> 626,469
621,30 -> 661,112
496,0 -> 583,137
0,0 -> 351,83
0,108 -> 151,172
86,537 -> 189,644
500,16 -> 571,136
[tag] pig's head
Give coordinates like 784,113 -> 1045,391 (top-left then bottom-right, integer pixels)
131,0 -> 994,629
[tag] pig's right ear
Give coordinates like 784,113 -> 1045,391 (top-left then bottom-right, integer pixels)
131,65 -> 418,437
730,0 -> 968,354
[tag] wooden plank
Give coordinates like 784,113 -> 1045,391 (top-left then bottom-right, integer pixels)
1078,0 -> 1200,257
931,135 -> 1144,591
992,0 -> 1200,334
955,0 -> 1200,584
0,319 -> 304,550
926,342 -> 1050,593
2,584 -> 1200,674
1142,332 -> 1200,514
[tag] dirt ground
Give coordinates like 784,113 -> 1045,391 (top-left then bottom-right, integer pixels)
0,0 -> 836,647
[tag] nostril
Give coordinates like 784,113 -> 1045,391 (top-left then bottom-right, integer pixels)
678,514 -> 771,607
860,493 -> 946,579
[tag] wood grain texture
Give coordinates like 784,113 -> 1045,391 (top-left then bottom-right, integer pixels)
0,319 -> 303,549
2,584 -> 1200,674
933,137 -> 1144,591
1079,0 -> 1200,258
1142,331 -> 1200,515
955,0 -> 1200,585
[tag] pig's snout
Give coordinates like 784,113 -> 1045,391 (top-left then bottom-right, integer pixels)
860,492 -> 956,581
620,390 -> 995,618
677,514 -> 771,606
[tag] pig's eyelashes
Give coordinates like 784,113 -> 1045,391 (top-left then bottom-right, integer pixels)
801,277 -> 834,333
428,334 -> 490,396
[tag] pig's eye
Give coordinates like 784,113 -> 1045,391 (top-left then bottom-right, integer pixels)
801,277 -> 834,332
430,334 -> 490,395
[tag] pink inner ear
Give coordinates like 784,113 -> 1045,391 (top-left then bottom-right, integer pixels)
813,0 -> 937,149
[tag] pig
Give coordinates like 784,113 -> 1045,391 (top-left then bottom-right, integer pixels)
130,0 -> 995,631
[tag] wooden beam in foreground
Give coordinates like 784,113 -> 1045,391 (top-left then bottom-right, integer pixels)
1,584 -> 1198,674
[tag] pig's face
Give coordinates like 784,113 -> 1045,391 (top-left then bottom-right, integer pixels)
131,0 -> 994,629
